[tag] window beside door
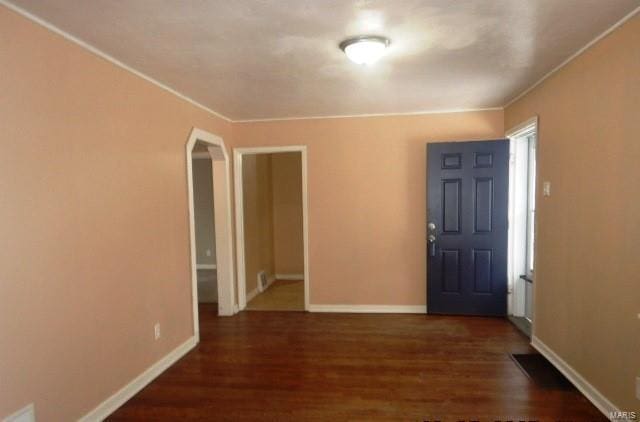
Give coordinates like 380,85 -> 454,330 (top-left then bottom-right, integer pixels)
525,132 -> 536,279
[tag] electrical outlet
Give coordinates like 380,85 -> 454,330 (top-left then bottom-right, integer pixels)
542,181 -> 551,197
206,249 -> 211,257
154,323 -> 161,340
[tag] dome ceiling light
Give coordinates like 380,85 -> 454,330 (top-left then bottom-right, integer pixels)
339,35 -> 391,65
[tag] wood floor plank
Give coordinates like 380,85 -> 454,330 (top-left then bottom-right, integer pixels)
108,304 -> 605,421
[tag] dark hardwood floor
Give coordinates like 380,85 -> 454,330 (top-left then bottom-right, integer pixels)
109,304 -> 604,421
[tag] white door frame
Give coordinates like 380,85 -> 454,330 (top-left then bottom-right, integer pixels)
186,128 -> 236,342
505,116 -> 538,321
233,146 -> 310,311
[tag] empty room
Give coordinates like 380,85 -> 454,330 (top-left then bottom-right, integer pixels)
1,1 -> 638,421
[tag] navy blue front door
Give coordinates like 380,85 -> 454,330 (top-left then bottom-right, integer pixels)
427,140 -> 509,316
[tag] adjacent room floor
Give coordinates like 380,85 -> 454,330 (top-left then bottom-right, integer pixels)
246,279 -> 304,311
108,305 -> 604,420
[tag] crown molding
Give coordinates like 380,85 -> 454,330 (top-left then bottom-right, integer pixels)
234,107 -> 504,123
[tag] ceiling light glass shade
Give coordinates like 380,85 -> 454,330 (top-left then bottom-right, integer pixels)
340,36 -> 390,65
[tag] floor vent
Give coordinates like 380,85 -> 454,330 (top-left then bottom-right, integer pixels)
510,353 -> 574,390
258,271 -> 268,291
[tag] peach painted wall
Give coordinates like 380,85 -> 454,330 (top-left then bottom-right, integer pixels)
505,14 -> 640,412
233,110 -> 504,306
271,152 -> 304,275
0,5 -> 231,420
242,154 -> 275,293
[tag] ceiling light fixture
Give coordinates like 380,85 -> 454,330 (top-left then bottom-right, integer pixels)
339,35 -> 391,65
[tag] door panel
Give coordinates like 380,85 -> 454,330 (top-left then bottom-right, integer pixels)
472,249 -> 493,293
474,177 -> 493,232
442,179 -> 462,233
427,140 -> 509,316
441,249 -> 461,293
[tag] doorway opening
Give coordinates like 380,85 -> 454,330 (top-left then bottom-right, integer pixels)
506,117 -> 538,337
192,148 -> 217,307
234,146 -> 309,312
186,128 -> 235,342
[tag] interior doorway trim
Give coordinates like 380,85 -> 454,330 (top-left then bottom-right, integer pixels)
233,146 -> 310,311
186,128 -> 236,342
505,116 -> 538,332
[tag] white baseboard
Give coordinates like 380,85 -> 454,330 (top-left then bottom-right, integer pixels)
196,264 -> 217,270
308,304 -> 427,314
4,403 -> 35,422
531,335 -> 617,418
264,275 -> 276,290
275,273 -> 304,280
248,275 -> 276,303
257,271 -> 276,292
79,336 -> 197,421
246,285 -> 260,303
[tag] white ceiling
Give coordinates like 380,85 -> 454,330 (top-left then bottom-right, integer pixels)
9,0 -> 640,121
